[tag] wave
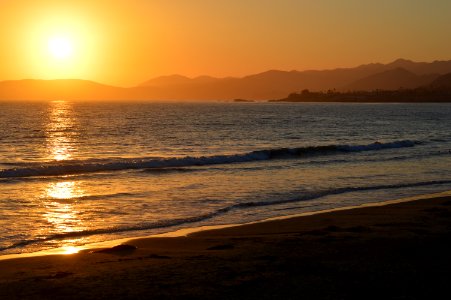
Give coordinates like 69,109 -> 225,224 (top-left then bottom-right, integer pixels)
46,192 -> 139,202
1,178 -> 450,252
0,140 -> 420,178
143,167 -> 198,174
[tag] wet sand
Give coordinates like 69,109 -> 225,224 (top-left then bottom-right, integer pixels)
1,193 -> 451,299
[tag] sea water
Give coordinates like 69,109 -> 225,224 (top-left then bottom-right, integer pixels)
1,101 -> 451,255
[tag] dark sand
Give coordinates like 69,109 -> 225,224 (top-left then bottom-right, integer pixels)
1,193 -> 451,299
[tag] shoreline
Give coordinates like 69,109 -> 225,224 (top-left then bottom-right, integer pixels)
2,190 -> 451,298
1,189 -> 451,261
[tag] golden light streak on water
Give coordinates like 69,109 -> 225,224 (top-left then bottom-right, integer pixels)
46,181 -> 83,200
46,100 -> 77,161
61,245 -> 80,254
43,181 -> 86,234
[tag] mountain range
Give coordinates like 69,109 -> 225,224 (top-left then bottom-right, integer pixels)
1,59 -> 451,101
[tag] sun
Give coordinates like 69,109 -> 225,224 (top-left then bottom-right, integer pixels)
15,8 -> 101,79
48,36 -> 74,59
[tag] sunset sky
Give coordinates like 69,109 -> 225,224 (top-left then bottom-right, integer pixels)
1,0 -> 451,86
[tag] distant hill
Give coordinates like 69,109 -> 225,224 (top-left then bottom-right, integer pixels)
137,67 -> 392,99
429,72 -> 451,90
344,68 -> 438,91
2,59 -> 451,101
137,59 -> 451,99
271,69 -> 451,103
385,58 -> 451,75
0,79 -> 129,101
140,75 -> 218,87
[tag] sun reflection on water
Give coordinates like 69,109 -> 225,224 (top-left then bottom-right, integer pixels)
41,101 -> 88,248
61,245 -> 80,254
46,100 -> 78,161
47,181 -> 83,200
43,181 -> 85,233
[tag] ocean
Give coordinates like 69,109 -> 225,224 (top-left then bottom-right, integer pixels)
1,101 -> 451,255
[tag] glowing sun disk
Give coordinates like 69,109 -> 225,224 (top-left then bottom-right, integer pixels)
48,37 -> 73,59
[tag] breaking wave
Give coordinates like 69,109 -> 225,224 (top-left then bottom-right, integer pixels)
0,140 -> 420,178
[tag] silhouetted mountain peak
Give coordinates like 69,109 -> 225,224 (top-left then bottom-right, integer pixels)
193,75 -> 217,81
139,74 -> 191,87
390,58 -> 414,65
140,74 -> 223,87
242,70 -> 293,80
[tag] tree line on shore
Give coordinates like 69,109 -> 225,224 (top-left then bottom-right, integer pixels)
270,87 -> 451,103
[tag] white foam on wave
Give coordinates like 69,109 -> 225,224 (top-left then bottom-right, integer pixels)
0,140 -> 421,178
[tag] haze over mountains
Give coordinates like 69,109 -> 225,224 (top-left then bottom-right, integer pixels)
2,59 -> 451,101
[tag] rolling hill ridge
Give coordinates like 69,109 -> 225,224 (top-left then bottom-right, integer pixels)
2,59 -> 451,101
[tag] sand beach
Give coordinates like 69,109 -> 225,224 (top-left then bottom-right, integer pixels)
1,192 -> 451,299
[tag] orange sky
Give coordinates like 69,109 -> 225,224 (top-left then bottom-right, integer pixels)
1,0 -> 451,86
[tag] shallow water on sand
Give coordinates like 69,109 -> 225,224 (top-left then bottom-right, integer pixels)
1,101 -> 451,254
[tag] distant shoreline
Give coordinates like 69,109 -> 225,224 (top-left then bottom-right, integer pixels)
269,88 -> 451,103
